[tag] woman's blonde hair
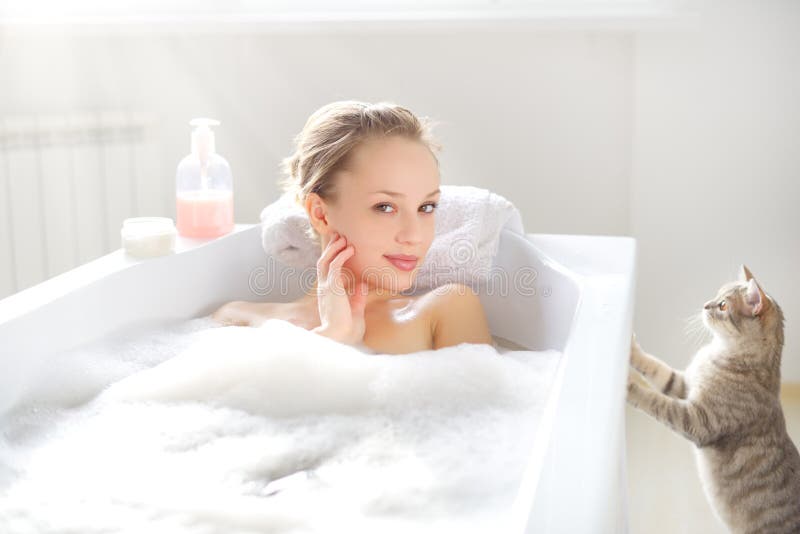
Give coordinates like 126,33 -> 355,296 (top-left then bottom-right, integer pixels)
278,100 -> 442,240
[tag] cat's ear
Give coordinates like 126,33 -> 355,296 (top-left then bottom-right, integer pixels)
739,264 -> 755,282
744,278 -> 768,316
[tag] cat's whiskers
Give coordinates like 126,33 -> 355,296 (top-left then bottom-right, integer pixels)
684,310 -> 710,349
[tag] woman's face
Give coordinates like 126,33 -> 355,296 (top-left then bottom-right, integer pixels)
311,135 -> 440,293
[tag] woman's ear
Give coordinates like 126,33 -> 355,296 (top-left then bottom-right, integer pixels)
305,193 -> 331,236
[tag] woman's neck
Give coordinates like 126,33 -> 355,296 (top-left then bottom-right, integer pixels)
302,279 -> 407,307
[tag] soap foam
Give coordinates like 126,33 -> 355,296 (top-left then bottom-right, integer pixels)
0,317 -> 561,534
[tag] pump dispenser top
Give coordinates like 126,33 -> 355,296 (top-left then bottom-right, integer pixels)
190,118 -> 219,164
176,117 -> 234,238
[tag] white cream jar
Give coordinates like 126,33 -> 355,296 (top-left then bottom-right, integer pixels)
120,217 -> 177,258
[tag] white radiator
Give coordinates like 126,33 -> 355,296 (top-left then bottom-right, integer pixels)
0,112 -> 165,299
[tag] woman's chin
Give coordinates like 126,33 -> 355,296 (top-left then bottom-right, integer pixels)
368,274 -> 417,296
356,264 -> 418,289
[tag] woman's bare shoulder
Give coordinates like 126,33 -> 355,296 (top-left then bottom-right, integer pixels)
418,282 -> 479,305
418,283 -> 493,349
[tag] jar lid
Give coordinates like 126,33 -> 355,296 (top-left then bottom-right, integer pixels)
120,217 -> 177,239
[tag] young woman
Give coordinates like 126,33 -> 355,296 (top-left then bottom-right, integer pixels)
212,101 -> 492,354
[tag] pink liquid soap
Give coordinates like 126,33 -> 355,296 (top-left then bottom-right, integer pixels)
176,190 -> 234,238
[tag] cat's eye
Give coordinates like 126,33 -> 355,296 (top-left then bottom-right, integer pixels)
718,300 -> 727,311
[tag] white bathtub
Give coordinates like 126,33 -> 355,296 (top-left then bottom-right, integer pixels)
0,224 -> 636,534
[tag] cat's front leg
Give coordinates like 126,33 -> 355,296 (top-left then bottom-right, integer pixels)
630,334 -> 688,399
627,380 -> 720,447
628,367 -> 651,391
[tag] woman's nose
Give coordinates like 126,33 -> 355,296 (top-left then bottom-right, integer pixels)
396,213 -> 422,245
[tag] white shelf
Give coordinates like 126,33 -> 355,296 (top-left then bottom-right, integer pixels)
0,2 -> 701,33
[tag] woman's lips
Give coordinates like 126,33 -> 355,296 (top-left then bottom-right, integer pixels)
384,254 -> 418,272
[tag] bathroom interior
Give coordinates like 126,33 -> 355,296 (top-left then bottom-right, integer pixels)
1,1 -> 799,533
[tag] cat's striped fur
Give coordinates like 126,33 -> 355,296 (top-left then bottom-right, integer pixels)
627,265 -> 800,533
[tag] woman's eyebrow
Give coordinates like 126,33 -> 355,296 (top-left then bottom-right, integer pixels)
370,189 -> 441,198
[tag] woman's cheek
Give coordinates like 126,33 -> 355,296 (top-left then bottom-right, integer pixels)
343,249 -> 368,277
344,251 -> 382,282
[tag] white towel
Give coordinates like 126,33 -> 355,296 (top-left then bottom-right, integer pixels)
260,185 -> 524,289
415,185 -> 524,289
259,192 -> 320,269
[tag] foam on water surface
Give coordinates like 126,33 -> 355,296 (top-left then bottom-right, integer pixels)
0,317 -> 561,533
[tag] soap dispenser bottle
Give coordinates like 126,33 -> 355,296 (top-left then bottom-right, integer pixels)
176,118 -> 234,238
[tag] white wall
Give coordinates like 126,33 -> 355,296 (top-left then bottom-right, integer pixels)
632,0 -> 800,381
0,1 -> 797,380
0,29 -> 632,233
0,29 -> 631,280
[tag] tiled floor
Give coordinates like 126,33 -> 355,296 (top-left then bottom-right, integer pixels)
625,385 -> 800,534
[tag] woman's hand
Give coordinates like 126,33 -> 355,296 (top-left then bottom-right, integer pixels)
311,231 -> 369,345
211,301 -> 251,326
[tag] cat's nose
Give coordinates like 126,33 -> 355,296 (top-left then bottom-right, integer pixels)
703,301 -> 713,310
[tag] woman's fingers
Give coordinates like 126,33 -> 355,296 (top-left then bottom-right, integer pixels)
317,232 -> 347,279
317,233 -> 342,274
327,245 -> 355,288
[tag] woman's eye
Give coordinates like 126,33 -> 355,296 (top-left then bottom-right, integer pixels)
374,203 -> 395,213
718,300 -> 727,311
420,202 -> 438,214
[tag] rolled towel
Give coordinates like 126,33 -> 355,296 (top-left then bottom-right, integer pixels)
415,185 -> 524,289
259,192 -> 319,269
260,185 -> 524,289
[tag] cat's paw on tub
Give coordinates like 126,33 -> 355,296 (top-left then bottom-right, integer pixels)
627,333 -> 650,394
630,333 -> 645,360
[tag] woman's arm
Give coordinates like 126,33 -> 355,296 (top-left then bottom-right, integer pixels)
430,283 -> 493,350
211,301 -> 261,326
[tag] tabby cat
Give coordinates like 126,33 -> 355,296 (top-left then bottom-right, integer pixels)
627,265 -> 800,533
